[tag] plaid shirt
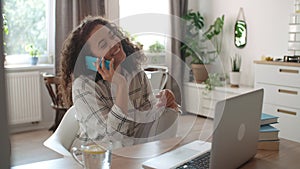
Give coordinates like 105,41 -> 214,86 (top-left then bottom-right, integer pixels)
72,70 -> 165,147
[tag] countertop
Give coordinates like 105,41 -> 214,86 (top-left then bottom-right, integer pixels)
254,60 -> 300,67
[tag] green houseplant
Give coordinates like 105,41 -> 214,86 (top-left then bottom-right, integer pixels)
181,10 -> 205,64
149,41 -> 165,53
181,10 -> 224,83
25,44 -> 40,65
203,73 -> 224,91
147,41 -> 166,64
2,13 -> 9,36
229,53 -> 241,87
231,53 -> 241,72
181,10 -> 208,83
203,15 -> 225,54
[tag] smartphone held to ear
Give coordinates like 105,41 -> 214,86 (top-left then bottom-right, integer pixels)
85,55 -> 110,71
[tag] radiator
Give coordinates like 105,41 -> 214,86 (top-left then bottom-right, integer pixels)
6,71 -> 42,125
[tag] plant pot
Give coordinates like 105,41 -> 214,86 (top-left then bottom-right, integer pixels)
229,71 -> 240,87
31,56 -> 38,65
191,64 -> 209,83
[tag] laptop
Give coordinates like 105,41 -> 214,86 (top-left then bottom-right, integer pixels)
142,89 -> 264,169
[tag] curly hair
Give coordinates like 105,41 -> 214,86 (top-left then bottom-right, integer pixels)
58,16 -> 145,108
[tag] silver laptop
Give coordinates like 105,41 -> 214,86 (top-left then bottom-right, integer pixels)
142,89 -> 264,169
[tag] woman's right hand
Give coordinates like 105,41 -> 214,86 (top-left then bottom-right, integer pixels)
96,58 -> 126,84
96,58 -> 115,82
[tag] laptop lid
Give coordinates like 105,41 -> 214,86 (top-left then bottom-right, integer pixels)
142,89 -> 264,169
210,88 -> 264,169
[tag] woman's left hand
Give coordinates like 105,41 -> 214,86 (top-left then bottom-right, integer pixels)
155,89 -> 179,111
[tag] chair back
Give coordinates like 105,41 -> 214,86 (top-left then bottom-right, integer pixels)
43,106 -> 79,157
42,73 -> 67,110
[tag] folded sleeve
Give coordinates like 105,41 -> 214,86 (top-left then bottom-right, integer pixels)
107,105 -> 134,135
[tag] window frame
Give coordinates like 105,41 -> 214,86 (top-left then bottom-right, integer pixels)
4,0 -> 55,65
118,0 -> 170,66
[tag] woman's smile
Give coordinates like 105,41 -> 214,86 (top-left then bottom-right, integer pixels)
111,44 -> 121,57
112,47 -> 120,56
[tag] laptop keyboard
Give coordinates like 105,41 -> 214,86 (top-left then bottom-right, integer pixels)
176,151 -> 210,169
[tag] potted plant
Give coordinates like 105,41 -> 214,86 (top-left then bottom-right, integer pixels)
25,44 -> 40,65
181,10 -> 210,83
229,53 -> 241,87
182,10 -> 225,83
203,15 -> 225,54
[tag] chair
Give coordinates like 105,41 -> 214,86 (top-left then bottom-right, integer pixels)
43,106 -> 79,157
42,72 -> 69,132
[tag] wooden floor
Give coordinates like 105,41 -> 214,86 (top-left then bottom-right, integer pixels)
10,129 -> 62,166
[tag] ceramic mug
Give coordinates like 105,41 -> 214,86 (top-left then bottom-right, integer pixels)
71,143 -> 111,169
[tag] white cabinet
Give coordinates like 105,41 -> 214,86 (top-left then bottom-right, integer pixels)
254,61 -> 300,143
183,82 -> 253,118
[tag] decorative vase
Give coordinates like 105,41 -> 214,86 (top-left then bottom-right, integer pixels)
229,72 -> 240,87
191,64 -> 210,83
31,56 -> 38,65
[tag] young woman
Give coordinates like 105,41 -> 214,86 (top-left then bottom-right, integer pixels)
58,16 -> 179,148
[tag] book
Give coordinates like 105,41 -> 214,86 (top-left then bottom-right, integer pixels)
260,113 -> 279,125
259,125 -> 279,141
257,140 -> 280,151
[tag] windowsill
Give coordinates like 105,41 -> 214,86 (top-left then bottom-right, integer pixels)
5,64 -> 54,71
4,54 -> 55,72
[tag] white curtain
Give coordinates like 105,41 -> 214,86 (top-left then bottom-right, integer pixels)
166,0 -> 188,109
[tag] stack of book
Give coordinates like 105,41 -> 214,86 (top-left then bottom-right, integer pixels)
257,113 -> 280,151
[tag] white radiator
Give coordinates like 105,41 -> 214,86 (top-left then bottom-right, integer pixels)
6,71 -> 42,125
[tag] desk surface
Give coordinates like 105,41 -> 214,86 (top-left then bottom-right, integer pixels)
11,115 -> 300,169
12,137 -> 300,169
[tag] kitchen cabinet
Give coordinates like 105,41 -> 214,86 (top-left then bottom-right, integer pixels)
254,61 -> 300,143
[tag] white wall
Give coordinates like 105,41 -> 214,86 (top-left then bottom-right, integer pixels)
192,0 -> 294,86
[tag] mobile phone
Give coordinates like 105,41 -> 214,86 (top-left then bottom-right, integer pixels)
85,55 -> 110,71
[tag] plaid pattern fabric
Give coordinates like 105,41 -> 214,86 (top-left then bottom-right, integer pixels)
72,70 -> 164,147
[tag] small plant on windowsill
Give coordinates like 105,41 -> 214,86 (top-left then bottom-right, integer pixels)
229,53 -> 242,87
149,41 -> 165,53
25,44 -> 40,65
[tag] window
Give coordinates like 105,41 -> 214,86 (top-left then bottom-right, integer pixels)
119,0 -> 169,65
3,0 -> 54,65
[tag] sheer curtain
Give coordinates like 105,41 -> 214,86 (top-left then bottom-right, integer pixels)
55,0 -> 106,74
167,0 -> 188,110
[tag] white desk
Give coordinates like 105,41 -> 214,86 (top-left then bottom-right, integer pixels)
11,157 -> 81,169
11,137 -> 300,169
